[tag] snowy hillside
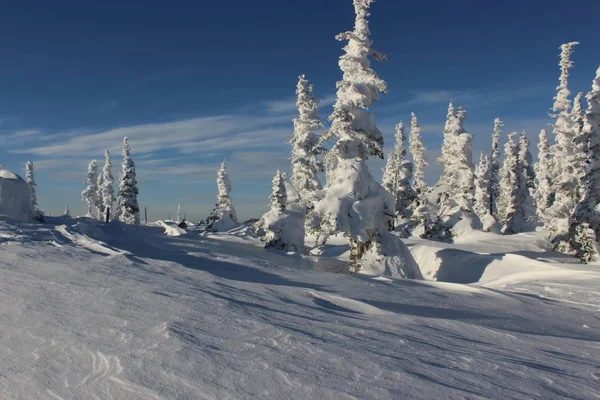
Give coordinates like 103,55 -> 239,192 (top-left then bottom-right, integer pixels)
0,217 -> 598,399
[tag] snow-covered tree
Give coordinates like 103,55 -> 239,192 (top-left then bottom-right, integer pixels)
497,133 -> 519,233
116,137 -> 140,224
177,204 -> 182,222
290,74 -> 323,206
382,121 -> 405,196
489,118 -> 503,216
568,67 -> 600,262
99,150 -> 116,221
260,170 -> 305,252
534,129 -> 554,226
474,152 -> 495,230
437,101 -> 455,167
81,160 -> 98,218
517,131 -> 537,230
24,161 -> 38,211
204,161 -> 239,232
429,106 -> 480,241
408,112 -> 430,233
394,160 -> 418,233
312,0 -> 420,277
95,172 -> 104,219
547,42 -> 581,251
409,112 -> 428,199
64,205 -> 70,217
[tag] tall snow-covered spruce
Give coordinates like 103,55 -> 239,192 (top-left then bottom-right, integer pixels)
489,118 -> 503,216
99,150 -> 116,221
547,42 -> 580,252
408,112 -> 430,233
409,112 -> 428,202
382,121 -> 416,228
116,137 -> 140,224
81,160 -> 98,218
568,67 -> 600,262
429,106 -> 480,241
204,161 -> 239,232
313,0 -> 420,277
24,161 -> 38,212
290,74 -> 323,207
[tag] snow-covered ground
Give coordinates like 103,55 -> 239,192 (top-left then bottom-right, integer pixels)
0,217 -> 598,399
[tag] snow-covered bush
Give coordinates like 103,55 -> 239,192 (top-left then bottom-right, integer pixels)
204,161 -> 240,232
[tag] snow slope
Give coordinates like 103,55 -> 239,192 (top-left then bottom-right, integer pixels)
0,217 -> 598,399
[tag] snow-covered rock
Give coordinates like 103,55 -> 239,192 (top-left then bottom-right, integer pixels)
0,169 -> 35,221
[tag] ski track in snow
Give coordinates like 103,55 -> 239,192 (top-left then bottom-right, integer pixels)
0,218 -> 598,399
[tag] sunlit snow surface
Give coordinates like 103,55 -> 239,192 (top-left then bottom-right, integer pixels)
0,217 -> 598,399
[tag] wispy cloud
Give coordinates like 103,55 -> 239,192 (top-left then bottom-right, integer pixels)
11,114 -> 293,158
261,93 -> 336,115
381,85 -> 549,113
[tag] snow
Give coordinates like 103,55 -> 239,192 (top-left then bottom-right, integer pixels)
0,168 -> 35,221
0,216 -> 598,399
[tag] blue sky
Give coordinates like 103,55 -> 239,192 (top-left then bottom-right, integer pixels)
0,0 -> 599,221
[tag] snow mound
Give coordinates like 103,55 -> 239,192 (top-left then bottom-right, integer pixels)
157,220 -> 187,236
0,169 -> 35,221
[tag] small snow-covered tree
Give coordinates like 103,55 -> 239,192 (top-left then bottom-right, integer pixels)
547,42 -> 580,251
474,152 -> 495,230
176,204 -> 182,222
81,160 -> 98,218
534,129 -> 554,226
99,149 -> 116,221
312,0 -> 420,277
64,205 -> 70,216
204,161 -> 239,232
497,133 -> 519,233
290,74 -> 323,207
489,118 -> 503,216
260,170 -> 305,252
394,160 -> 418,234
116,137 -> 140,224
382,121 -> 405,196
568,67 -> 600,262
25,161 -> 38,211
